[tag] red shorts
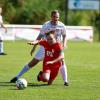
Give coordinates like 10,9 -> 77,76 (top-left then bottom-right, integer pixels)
43,65 -> 60,81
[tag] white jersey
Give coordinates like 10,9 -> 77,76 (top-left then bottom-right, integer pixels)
40,21 -> 66,42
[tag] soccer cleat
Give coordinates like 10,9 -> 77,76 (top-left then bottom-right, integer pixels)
37,71 -> 43,81
10,77 -> 18,83
48,80 -> 53,85
0,53 -> 7,55
64,82 -> 69,86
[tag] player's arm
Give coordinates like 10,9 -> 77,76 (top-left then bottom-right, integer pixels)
29,33 -> 44,56
30,44 -> 37,56
62,26 -> 67,49
28,40 -> 39,45
36,33 -> 44,40
28,39 -> 46,46
46,50 -> 64,64
62,33 -> 67,49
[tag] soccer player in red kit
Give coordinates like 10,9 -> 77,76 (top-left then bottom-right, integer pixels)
28,30 -> 64,85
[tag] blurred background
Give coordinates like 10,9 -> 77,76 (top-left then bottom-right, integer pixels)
0,0 -> 100,41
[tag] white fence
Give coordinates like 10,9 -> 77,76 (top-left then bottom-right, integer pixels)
0,24 -> 93,42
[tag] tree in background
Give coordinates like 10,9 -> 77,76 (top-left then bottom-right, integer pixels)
0,0 -> 100,41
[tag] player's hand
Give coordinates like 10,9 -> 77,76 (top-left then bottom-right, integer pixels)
27,41 -> 33,45
28,40 -> 39,45
46,61 -> 54,65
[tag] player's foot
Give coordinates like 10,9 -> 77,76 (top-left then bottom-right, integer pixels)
64,82 -> 69,86
37,71 -> 43,81
10,77 -> 18,83
48,80 -> 53,85
0,53 -> 7,55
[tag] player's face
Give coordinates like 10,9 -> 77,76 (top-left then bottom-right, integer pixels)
51,12 -> 59,24
47,33 -> 55,45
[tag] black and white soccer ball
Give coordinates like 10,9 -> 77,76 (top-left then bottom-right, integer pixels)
16,78 -> 27,90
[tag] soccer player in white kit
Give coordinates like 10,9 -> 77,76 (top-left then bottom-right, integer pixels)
10,10 -> 69,86
0,7 -> 7,55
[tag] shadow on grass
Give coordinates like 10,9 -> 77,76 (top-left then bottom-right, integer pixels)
0,81 -> 48,87
0,82 -> 15,87
28,83 -> 48,87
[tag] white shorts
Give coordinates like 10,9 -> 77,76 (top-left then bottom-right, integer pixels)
34,46 -> 45,60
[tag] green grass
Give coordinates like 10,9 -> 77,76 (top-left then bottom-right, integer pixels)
0,40 -> 100,100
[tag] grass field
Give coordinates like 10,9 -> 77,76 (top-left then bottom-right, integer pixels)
0,40 -> 100,100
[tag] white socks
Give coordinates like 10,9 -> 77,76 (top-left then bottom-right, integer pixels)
0,42 -> 4,53
16,64 -> 30,78
60,63 -> 68,83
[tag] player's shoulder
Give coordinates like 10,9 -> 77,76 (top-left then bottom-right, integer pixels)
39,39 -> 48,45
54,42 -> 62,49
42,21 -> 51,29
43,21 -> 51,25
58,21 -> 65,26
40,39 -> 47,43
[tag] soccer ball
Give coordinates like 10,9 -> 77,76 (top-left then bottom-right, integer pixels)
16,78 -> 27,90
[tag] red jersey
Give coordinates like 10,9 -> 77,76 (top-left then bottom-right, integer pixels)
39,40 -> 63,69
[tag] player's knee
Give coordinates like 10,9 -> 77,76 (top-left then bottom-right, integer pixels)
43,73 -> 50,81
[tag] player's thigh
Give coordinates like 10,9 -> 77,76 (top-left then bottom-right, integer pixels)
50,68 -> 60,81
28,58 -> 40,68
43,70 -> 50,81
35,46 -> 45,60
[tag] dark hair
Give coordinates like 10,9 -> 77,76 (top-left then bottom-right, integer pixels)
45,30 -> 55,37
51,10 -> 59,16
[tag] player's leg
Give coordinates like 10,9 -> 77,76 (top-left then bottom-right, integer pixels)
0,40 -> 3,53
10,58 -> 39,83
0,35 -> 6,55
37,66 -> 50,82
10,46 -> 45,83
48,67 -> 60,85
37,70 -> 50,82
48,80 -> 53,85
42,71 -> 50,82
16,58 -> 40,78
60,60 -> 69,86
